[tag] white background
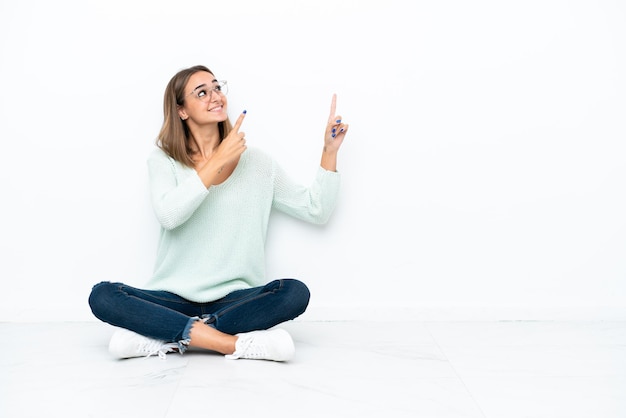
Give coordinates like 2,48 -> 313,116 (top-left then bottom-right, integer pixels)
1,0 -> 624,321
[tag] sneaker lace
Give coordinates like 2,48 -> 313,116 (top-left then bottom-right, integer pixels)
237,337 -> 267,359
138,340 -> 176,360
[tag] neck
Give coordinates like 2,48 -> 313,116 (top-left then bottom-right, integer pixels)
188,124 -> 221,160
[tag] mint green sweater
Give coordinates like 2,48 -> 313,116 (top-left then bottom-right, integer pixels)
143,147 -> 340,302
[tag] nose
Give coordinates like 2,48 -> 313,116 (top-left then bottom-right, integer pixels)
210,88 -> 223,103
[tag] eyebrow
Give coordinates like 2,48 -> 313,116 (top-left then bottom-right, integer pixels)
191,79 -> 218,93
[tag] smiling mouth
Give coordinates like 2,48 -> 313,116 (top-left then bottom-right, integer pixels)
209,105 -> 222,112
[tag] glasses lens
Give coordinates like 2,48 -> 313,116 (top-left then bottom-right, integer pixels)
195,81 -> 228,102
218,81 -> 228,96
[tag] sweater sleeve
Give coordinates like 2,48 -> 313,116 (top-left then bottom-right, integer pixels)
271,161 -> 341,225
147,149 -> 210,230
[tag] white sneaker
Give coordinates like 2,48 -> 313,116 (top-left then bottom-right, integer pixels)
108,328 -> 178,360
225,328 -> 295,362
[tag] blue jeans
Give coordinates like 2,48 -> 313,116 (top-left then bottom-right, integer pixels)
88,279 -> 310,352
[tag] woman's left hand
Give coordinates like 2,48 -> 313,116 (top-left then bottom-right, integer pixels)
324,94 -> 349,154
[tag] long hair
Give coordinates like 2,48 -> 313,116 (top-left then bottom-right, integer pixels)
156,65 -> 233,167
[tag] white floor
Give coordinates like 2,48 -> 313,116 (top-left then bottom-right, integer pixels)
2,320 -> 625,418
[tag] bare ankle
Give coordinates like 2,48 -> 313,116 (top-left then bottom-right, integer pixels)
188,321 -> 237,354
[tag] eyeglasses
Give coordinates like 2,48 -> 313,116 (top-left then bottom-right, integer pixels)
185,80 -> 228,103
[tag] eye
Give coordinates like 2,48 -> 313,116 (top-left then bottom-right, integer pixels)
214,85 -> 222,92
196,88 -> 208,98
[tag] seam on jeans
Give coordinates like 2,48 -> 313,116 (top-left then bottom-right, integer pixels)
212,280 -> 284,318
117,284 -> 195,305
212,279 -> 284,305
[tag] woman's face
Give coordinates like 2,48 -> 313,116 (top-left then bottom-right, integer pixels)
178,71 -> 228,126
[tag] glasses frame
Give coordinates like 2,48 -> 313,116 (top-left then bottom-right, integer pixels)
184,80 -> 228,103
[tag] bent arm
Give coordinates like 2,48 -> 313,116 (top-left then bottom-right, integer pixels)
147,150 -> 209,230
272,162 -> 340,225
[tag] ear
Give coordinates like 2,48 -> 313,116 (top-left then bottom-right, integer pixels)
177,106 -> 188,121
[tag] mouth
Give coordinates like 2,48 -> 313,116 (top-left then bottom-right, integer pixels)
208,105 -> 223,112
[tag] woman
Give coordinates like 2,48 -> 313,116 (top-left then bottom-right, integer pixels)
88,65 -> 349,362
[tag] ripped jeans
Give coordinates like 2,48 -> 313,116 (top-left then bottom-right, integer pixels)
88,279 -> 310,352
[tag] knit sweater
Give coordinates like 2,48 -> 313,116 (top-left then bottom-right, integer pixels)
143,146 -> 340,302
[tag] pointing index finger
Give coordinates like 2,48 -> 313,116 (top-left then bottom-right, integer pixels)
232,110 -> 247,132
328,94 -> 337,124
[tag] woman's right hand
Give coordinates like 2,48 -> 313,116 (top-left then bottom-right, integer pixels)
197,110 -> 247,187
214,110 -> 248,168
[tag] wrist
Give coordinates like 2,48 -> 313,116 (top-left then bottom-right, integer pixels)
320,149 -> 338,172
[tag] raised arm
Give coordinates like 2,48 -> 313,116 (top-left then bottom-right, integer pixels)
320,94 -> 349,172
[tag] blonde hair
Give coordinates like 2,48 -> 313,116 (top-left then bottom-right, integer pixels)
156,65 -> 233,167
